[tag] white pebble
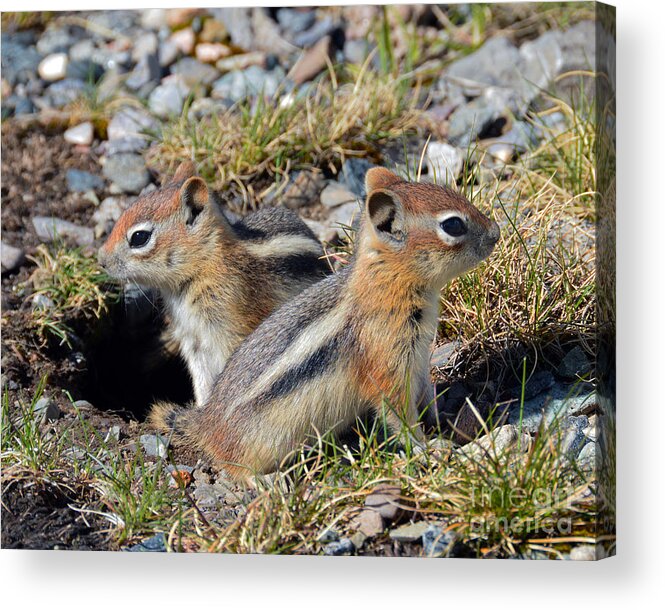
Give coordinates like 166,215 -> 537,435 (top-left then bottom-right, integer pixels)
38,53 -> 68,81
64,122 -> 94,146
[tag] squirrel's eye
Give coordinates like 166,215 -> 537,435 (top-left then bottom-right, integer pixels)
129,230 -> 152,249
440,217 -> 467,237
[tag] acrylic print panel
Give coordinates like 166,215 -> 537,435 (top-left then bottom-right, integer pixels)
0,2 -> 615,559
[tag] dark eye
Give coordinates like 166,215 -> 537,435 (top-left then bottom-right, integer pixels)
129,230 -> 152,249
440,217 -> 467,237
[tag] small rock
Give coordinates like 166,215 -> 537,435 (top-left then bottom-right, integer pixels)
277,8 -> 317,34
320,182 -> 357,209
64,122 -> 94,146
140,9 -> 168,30
126,533 -> 166,552
166,8 -> 203,28
171,57 -> 220,87
44,78 -> 87,108
169,28 -> 195,56
426,141 -> 464,183
72,400 -> 95,411
66,169 -> 104,193
104,425 -> 123,443
211,65 -> 287,103
422,525 -> 463,557
354,508 -> 384,537
289,35 -> 332,85
102,153 -> 151,194
158,40 -> 180,68
328,201 -> 361,236
389,521 -> 430,543
38,53 -> 68,81
569,544 -> 597,561
364,483 -> 403,523
293,16 -> 337,48
558,415 -> 588,459
131,32 -> 159,62
215,52 -> 266,73
148,76 -> 191,118
577,441 -> 597,469
126,53 -> 161,91
33,397 -> 61,423
107,107 -> 157,142
278,171 -> 325,209
199,18 -> 229,44
139,434 -> 168,458
31,294 -> 55,311
340,158 -> 374,198
92,197 -> 130,238
323,537 -> 355,556
1,242 -> 25,274
350,531 -> 368,550
557,346 -> 592,379
344,39 -> 372,65
32,216 -> 94,246
195,43 -> 232,64
187,97 -> 232,120
507,370 -> 555,401
430,341 -> 460,368
316,528 -> 339,543
459,424 -> 529,459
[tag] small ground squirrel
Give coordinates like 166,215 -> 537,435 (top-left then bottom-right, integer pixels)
150,167 -> 500,479
99,162 -> 329,404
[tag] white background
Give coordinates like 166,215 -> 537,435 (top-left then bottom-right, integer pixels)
1,0 -> 663,607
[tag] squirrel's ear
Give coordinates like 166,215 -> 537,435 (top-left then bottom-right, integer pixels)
366,189 -> 405,244
171,161 -> 196,184
180,177 -> 208,225
365,167 -> 402,194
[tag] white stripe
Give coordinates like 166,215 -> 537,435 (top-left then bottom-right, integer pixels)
243,234 -> 322,259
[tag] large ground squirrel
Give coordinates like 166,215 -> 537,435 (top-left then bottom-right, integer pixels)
151,167 -> 500,479
99,162 -> 329,404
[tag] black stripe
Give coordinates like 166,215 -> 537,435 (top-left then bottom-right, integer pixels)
269,253 -> 329,278
258,332 -> 348,403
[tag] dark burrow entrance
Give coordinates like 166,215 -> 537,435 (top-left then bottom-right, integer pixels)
80,287 -> 193,420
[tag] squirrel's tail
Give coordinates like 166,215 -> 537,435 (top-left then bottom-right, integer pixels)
148,401 -> 195,439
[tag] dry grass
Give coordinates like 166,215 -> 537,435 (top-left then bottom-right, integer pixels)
155,66 -> 422,212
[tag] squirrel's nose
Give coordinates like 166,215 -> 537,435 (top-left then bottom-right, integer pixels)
97,247 -> 108,268
488,220 -> 500,244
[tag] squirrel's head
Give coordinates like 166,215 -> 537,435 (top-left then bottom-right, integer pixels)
360,167 -> 500,286
98,161 -> 230,291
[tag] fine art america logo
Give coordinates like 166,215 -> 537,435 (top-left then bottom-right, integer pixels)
468,484 -> 576,535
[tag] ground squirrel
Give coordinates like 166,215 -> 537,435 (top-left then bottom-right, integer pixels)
150,167 -> 500,480
99,162 -> 329,404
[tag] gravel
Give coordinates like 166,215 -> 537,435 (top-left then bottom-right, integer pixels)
1,242 -> 25,274
32,216 -> 95,246
66,169 -> 104,193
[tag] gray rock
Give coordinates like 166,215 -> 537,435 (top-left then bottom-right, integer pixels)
64,122 -> 94,146
487,121 -> 541,160
518,31 -> 564,101
276,8 -> 316,34
32,216 -> 94,246
507,370 -> 555,401
459,424 -> 529,460
126,533 -> 166,552
3,95 -> 35,117
389,521 -> 430,543
126,53 -> 161,91
140,9 -> 168,31
557,346 -> 592,379
139,434 -> 168,458
33,397 -> 61,423
340,158 -> 374,198
1,242 -> 25,274
1,40 -> 42,85
292,16 -> 336,48
558,415 -> 589,459
37,26 -> 82,55
44,78 -> 87,108
158,40 -> 180,68
569,544 -> 597,561
31,294 -> 55,311
107,107 -> 158,142
577,441 -> 597,470
92,197 -> 129,238
132,32 -> 159,62
187,97 -> 232,120
171,57 -> 220,87
148,76 -> 191,118
344,39 -> 372,65
422,525 -> 462,557
328,201 -> 361,236
101,137 -> 149,156
559,21 -> 596,71
426,141 -> 464,183
38,53 -> 68,81
319,181 -> 357,209
104,425 -> 123,443
68,39 -> 96,64
430,341 -> 460,368
317,528 -> 339,543
507,383 -> 597,433
102,153 -> 151,194
211,65 -> 287,102
364,484 -> 402,522
65,59 -> 103,83
210,8 -> 253,51
66,169 -> 104,193
323,537 -> 355,556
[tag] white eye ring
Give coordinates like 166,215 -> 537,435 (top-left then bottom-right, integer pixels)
126,222 -> 155,252
436,211 -> 468,245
